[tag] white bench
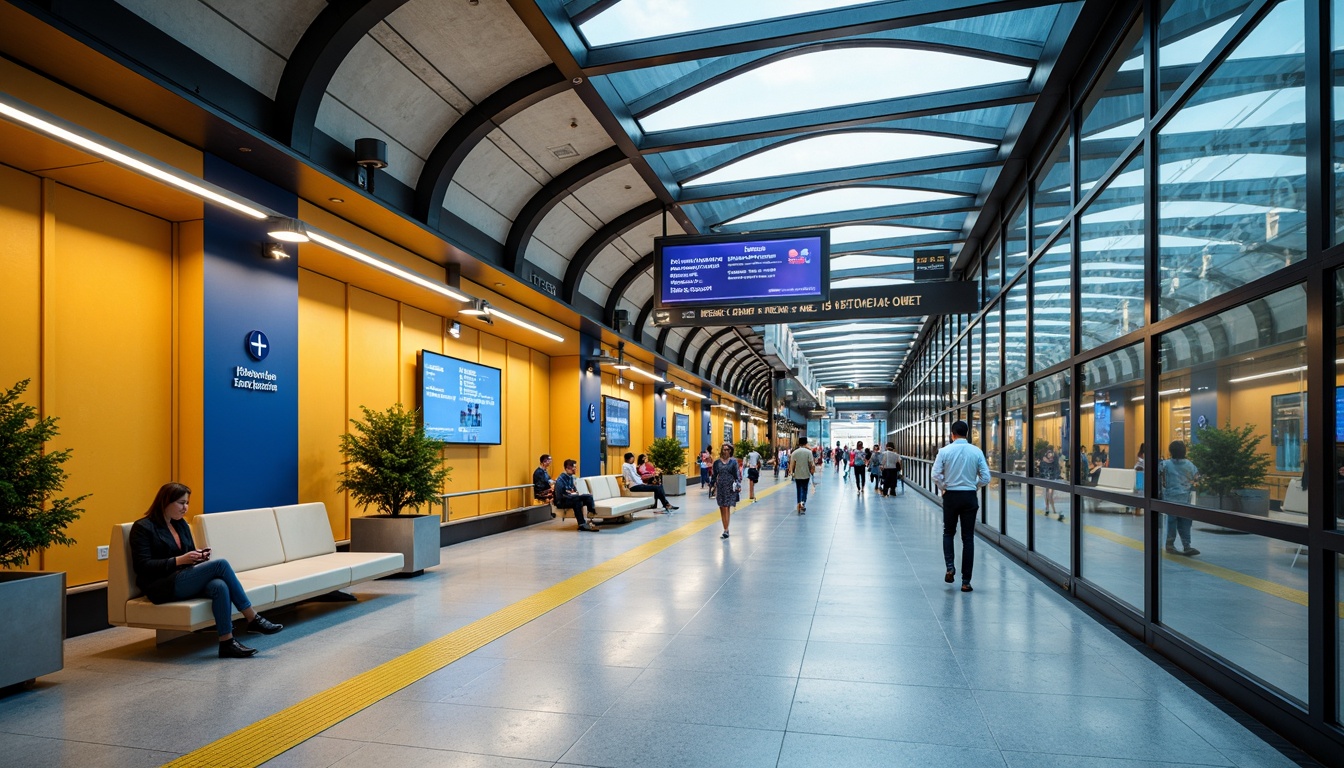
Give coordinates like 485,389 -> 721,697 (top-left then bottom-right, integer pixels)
1275,481 -> 1307,567
554,475 -> 655,522
108,502 -> 403,643
1087,468 -> 1139,514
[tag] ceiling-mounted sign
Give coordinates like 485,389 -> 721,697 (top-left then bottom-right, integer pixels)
913,249 -> 950,282
651,281 -> 976,328
654,229 -> 830,310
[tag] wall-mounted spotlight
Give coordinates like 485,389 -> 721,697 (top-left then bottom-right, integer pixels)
449,320 -> 461,339
460,298 -> 492,324
262,242 -> 290,260
355,137 -> 388,194
266,216 -> 309,243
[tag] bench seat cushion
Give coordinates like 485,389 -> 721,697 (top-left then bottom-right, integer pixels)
125,581 -> 276,630
316,551 -> 404,582
241,559 -> 352,603
196,507 -> 286,572
594,497 -> 652,516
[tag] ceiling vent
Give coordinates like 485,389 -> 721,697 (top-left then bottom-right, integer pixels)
548,144 -> 580,159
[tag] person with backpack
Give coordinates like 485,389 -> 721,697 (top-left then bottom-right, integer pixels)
852,441 -> 868,495
1159,440 -> 1200,557
698,447 -> 713,497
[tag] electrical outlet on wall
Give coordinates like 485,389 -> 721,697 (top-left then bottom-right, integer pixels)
96,545 -> 109,561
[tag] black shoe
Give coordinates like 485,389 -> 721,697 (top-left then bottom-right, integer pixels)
219,638 -> 258,658
579,523 -> 600,532
665,505 -> 679,510
721,530 -> 730,539
961,583 -> 974,593
247,615 -> 283,635
550,509 -> 557,519
945,568 -> 955,583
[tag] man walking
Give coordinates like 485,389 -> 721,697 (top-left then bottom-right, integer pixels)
744,445 -> 762,500
554,459 -> 601,532
790,436 -> 814,514
931,421 -> 989,592
880,443 -> 903,496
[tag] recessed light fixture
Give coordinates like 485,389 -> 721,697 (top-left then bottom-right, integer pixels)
238,147 -> 252,153
494,282 -> 505,288
328,197 -> 344,203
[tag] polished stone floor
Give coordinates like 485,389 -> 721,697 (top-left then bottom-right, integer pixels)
0,473 -> 1316,767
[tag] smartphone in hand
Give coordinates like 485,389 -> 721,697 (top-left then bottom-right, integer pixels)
197,548 -> 212,561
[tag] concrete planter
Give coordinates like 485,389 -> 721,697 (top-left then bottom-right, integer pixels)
0,571 -> 65,688
350,514 -> 440,576
661,473 -> 687,496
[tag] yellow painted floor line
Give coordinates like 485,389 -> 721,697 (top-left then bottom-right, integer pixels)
167,480 -> 789,768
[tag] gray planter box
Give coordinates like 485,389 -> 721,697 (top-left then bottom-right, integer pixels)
350,514 -> 440,575
0,571 -> 65,688
661,473 -> 687,496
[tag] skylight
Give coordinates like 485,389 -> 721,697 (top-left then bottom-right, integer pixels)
729,187 -> 959,224
831,224 -> 944,244
831,254 -> 913,271
684,132 -> 994,186
832,277 -> 912,289
579,0 -> 883,47
639,48 -> 1030,132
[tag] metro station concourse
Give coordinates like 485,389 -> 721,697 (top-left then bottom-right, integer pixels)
0,1 -> 1341,766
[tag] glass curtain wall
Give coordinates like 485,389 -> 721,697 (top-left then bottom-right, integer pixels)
889,0 -> 1342,752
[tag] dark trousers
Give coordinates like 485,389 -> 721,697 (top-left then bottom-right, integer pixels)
795,478 -> 810,505
942,490 -> 978,583
172,558 -> 251,638
882,469 -> 901,494
854,468 -> 865,489
629,483 -> 671,507
557,493 -> 595,523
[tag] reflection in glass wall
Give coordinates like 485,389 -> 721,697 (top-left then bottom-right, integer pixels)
1080,344 -> 1146,610
984,237 -> 1002,301
1080,154 -> 1146,352
1035,489 -> 1073,568
1160,528 -> 1308,703
1034,372 -> 1071,568
1006,386 -> 1029,542
1080,20 -> 1143,189
1034,130 -> 1071,249
1335,0 -> 1344,243
1158,285 -> 1306,520
985,394 -> 1002,531
1032,228 -> 1072,372
1005,199 -> 1029,281
1157,0 -> 1256,105
1156,0 -> 1307,319
1005,278 -> 1028,384
986,304 -> 1002,392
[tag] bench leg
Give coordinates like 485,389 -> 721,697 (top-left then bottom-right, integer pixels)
155,629 -> 191,645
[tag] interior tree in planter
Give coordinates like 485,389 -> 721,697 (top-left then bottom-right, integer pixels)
339,403 -> 451,575
0,379 -> 86,688
1187,421 -> 1271,513
646,436 -> 688,496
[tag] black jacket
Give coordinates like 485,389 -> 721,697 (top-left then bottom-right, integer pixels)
128,516 -> 195,604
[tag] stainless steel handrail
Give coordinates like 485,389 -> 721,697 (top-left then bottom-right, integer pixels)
437,484 -> 537,521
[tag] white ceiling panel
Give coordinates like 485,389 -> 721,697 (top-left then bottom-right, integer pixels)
497,92 -> 616,178
386,0 -> 550,103
625,276 -> 654,307
454,139 -> 544,220
524,240 -> 567,281
325,36 -> 459,160
444,181 -> 510,242
614,217 -> 666,260
202,0 -> 325,62
586,244 -> 641,296
532,205 -> 598,262
568,166 -> 656,222
315,98 -> 424,188
118,0 -> 290,97
579,273 -> 612,305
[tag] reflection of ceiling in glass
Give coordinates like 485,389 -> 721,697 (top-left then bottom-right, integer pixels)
832,254 -> 912,270
579,0 -> 882,46
685,133 -> 994,186
831,224 -> 943,244
1069,200 -> 1283,225
731,187 -> 960,224
639,48 -> 1030,132
1092,89 -> 1304,141
795,322 -> 919,335
832,277 -> 912,289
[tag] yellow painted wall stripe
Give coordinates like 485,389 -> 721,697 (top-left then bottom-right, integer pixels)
167,481 -> 787,768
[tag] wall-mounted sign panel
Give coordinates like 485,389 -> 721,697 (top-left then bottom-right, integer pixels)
913,248 -> 950,281
654,229 -> 829,309
651,281 -> 976,327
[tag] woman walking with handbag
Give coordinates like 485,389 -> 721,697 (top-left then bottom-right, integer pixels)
712,443 -> 742,539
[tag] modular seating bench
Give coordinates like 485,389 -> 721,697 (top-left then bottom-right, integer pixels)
108,502 -> 404,643
554,475 -> 656,523
1085,467 -> 1139,514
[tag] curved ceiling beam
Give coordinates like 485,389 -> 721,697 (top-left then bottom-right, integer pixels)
714,196 -> 976,233
563,200 -> 664,303
635,299 -> 655,340
504,146 -> 629,273
721,354 -> 753,396
656,326 -> 673,355
274,0 -> 413,154
677,327 -> 705,367
693,328 -> 736,375
603,251 -> 654,327
706,339 -> 747,384
415,65 -> 570,229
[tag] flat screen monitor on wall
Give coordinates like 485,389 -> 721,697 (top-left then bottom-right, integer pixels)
654,229 -> 829,308
419,350 -> 502,445
604,396 -> 630,448
674,413 -> 690,448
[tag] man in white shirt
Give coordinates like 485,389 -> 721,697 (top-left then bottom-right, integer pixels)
744,447 -> 762,500
931,421 -> 990,592
880,442 -> 903,496
790,437 -> 814,514
621,452 -> 678,512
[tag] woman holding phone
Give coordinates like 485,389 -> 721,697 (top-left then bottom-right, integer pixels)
129,482 -> 283,658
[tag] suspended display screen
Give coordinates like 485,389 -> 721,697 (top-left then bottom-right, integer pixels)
654,229 -> 829,309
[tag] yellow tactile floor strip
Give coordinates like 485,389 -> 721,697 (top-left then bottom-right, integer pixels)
166,480 -> 788,768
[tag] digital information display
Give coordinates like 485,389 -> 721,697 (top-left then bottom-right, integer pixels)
421,350 -> 502,445
674,413 -> 690,448
656,230 -> 829,308
604,396 -> 630,448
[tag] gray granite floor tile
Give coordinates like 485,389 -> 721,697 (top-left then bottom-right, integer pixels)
953,647 -> 1150,698
558,716 -> 784,768
648,634 -> 807,677
777,732 -> 1007,768
442,658 -> 642,716
788,678 -> 996,748
610,667 -> 796,730
801,640 -> 968,687
258,735 -> 365,767
0,732 -> 177,768
370,701 -> 596,762
324,742 -> 554,768
1001,751 -> 1221,768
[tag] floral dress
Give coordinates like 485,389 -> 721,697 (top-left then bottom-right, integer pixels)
712,458 -> 741,507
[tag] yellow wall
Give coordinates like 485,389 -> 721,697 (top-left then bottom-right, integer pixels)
601,372 -> 648,471
0,169 -> 178,585
297,268 -> 553,526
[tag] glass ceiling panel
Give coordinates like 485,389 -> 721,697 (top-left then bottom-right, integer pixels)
832,277 -> 912,288
730,187 -> 960,224
579,0 -> 883,47
639,48 -> 1030,132
684,132 -> 994,186
832,254 -> 912,270
831,224 -> 944,243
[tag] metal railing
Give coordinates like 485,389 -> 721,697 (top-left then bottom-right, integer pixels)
437,484 -> 538,522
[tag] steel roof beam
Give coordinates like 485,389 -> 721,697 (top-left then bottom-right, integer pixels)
563,200 -> 664,303
604,251 -> 654,327
694,328 -> 737,374
503,147 -> 630,273
713,196 -> 976,232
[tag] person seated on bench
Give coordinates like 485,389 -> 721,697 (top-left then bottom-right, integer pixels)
555,459 -> 600,532
129,482 -> 283,659
533,454 -> 556,518
622,452 -> 679,513
637,454 -> 658,484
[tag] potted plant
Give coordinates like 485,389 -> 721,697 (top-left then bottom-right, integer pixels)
339,404 -> 451,575
647,436 -> 688,496
1187,422 -> 1272,515
0,379 -> 86,689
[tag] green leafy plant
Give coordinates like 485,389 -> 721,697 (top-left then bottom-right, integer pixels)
338,404 -> 451,516
1187,421 -> 1271,507
646,436 -> 687,475
733,437 -> 759,460
0,379 -> 87,568
1034,437 -> 1051,460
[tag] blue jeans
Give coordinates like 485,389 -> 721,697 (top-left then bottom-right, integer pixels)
172,558 -> 251,638
795,479 -> 810,505
1166,516 -> 1193,548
